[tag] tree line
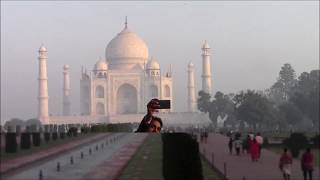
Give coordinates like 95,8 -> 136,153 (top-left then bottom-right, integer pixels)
198,63 -> 319,132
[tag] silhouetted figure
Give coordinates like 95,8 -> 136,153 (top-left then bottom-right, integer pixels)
301,148 -> 314,180
279,148 -> 293,180
228,137 -> 233,154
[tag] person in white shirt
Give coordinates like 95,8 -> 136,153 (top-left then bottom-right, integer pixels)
255,132 -> 263,158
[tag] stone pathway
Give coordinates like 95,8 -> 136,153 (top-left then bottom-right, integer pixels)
199,133 -> 320,180
2,133 -> 146,180
1,133 -> 110,175
82,133 -> 148,180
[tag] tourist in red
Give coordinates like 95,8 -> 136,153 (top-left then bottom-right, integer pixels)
279,148 -> 293,180
301,148 -> 314,180
250,139 -> 259,161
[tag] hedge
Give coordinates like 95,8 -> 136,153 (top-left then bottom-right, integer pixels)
5,133 -> 17,153
20,132 -> 31,149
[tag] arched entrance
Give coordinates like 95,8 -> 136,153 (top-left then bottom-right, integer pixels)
116,83 -> 138,114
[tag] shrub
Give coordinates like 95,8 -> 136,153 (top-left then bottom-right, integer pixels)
311,134 -> 319,147
5,133 -> 17,153
68,127 -> 78,137
60,132 -> 65,139
263,137 -> 269,147
283,133 -> 308,158
20,132 -> 31,149
32,133 -> 41,146
44,132 -> 50,143
52,132 -> 58,141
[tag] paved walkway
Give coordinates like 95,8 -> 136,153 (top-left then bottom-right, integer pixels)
83,133 -> 148,180
1,133 -> 110,175
199,133 -> 320,180
3,133 -> 147,180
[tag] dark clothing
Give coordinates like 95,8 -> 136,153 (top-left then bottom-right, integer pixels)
228,138 -> 233,154
135,114 -> 152,132
301,151 -> 314,180
303,170 -> 313,180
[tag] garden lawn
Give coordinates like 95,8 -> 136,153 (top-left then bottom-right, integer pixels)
118,134 -> 223,180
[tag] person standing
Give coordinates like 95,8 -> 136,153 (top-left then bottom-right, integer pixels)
255,132 -> 264,159
301,148 -> 314,180
234,137 -> 242,156
250,139 -> 259,161
279,148 -> 293,180
228,136 -> 233,154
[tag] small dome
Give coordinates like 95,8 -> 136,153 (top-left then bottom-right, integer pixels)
202,41 -> 210,49
63,64 -> 69,70
146,57 -> 160,70
94,60 -> 108,71
39,45 -> 47,52
105,26 -> 149,68
188,62 -> 194,67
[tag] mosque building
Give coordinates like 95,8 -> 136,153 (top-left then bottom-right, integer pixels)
38,19 -> 212,126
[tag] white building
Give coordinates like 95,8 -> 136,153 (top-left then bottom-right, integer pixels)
39,20 -> 212,126
79,22 -> 173,117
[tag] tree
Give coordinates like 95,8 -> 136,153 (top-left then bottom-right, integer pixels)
278,102 -> 303,128
234,90 -> 274,131
197,90 -> 211,113
290,70 -> 319,128
269,63 -> 297,104
212,92 -> 236,127
4,118 -> 25,131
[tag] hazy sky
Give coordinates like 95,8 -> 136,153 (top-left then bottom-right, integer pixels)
1,1 -> 319,123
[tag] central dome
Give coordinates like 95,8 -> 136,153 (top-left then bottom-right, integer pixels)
106,26 -> 149,69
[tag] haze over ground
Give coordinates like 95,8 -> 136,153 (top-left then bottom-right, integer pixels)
1,1 -> 319,123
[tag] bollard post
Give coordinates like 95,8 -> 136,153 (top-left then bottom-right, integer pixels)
224,162 -> 227,177
101,143 -> 104,148
81,152 -> 84,159
96,145 -> 98,151
243,176 -> 246,180
70,156 -> 74,164
39,169 -> 43,180
56,162 -> 60,172
89,148 -> 92,155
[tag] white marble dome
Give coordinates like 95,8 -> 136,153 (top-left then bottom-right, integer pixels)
146,57 -> 160,70
94,60 -> 108,71
105,26 -> 149,69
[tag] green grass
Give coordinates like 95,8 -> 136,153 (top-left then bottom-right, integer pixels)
0,133 -> 96,161
201,156 -> 224,180
266,146 -> 320,167
118,134 -> 223,180
118,134 -> 163,180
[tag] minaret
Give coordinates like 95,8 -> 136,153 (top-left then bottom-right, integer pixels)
187,62 -> 197,112
62,64 -> 71,116
38,45 -> 49,124
201,40 -> 212,95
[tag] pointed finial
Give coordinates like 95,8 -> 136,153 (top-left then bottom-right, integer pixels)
125,16 -> 128,28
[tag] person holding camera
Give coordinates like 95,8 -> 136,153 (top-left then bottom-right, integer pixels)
136,98 -> 163,133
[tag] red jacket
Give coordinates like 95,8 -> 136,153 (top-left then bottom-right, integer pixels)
279,153 -> 292,169
301,152 -> 314,170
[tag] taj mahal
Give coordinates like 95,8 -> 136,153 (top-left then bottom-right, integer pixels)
37,19 -> 213,127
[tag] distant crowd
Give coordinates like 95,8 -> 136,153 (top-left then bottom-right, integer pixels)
226,131 -> 315,180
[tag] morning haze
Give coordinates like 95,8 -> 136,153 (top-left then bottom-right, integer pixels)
1,1 -> 319,123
